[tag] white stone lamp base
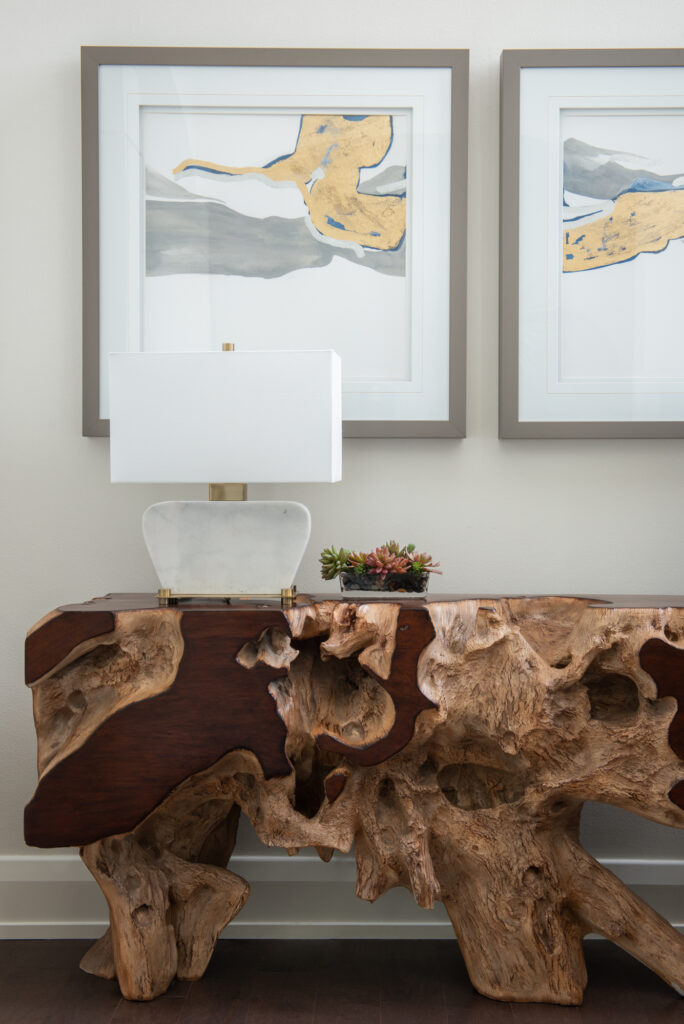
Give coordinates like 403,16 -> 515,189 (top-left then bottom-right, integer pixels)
142,500 -> 312,597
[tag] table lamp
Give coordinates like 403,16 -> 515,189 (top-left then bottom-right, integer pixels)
109,348 -> 342,602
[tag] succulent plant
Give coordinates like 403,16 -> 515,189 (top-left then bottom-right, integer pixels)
348,551 -> 369,575
366,546 -> 411,580
319,542 -> 442,580
319,545 -> 351,581
410,553 -> 442,574
386,540 -> 416,556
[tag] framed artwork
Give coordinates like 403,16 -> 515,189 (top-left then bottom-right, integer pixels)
500,49 -> 684,438
82,47 -> 468,438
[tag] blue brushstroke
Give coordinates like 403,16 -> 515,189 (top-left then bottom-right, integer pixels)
316,125 -> 326,133
565,253 -> 574,260
264,150 -> 295,169
370,231 -> 380,237
326,215 -> 346,230
563,209 -> 605,223
343,115 -> 368,121
263,115 -> 306,169
383,229 -> 406,253
616,176 -> 684,197
179,164 -> 234,177
573,234 -> 586,244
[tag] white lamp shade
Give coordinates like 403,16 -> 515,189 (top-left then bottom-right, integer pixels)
109,350 -> 342,483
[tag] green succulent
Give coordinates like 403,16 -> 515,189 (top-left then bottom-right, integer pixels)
319,545 -> 351,580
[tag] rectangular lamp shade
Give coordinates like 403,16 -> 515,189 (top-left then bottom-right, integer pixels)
109,350 -> 342,483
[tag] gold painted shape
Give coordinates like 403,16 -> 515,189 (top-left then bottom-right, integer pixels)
563,190 -> 684,272
174,115 -> 406,252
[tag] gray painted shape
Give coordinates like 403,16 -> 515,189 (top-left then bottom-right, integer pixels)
564,138 -> 680,200
146,166 -> 210,202
358,165 -> 407,196
146,199 -> 405,278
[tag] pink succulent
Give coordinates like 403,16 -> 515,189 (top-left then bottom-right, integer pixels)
365,546 -> 411,580
411,553 -> 442,574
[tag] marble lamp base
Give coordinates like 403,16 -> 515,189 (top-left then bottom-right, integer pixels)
142,500 -> 312,598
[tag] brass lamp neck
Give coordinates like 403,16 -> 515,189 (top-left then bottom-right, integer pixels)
209,483 -> 246,501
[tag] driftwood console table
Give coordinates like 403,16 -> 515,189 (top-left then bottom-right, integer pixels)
24,593 -> 684,1004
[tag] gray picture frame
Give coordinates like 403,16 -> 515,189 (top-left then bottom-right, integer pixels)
500,49 -> 684,439
82,46 -> 468,439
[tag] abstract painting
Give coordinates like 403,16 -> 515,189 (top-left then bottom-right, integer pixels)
146,113 -> 407,280
140,107 -> 411,390
562,116 -> 684,272
500,50 -> 684,438
83,49 -> 466,437
557,111 -> 684,389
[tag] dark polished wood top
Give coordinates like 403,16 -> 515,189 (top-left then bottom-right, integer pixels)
57,592 -> 684,613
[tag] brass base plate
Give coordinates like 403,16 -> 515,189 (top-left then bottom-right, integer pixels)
158,587 -> 296,607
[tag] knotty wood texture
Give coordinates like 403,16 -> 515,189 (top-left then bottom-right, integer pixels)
25,609 -> 293,846
314,605 -> 436,766
640,637 -> 684,808
23,594 -> 684,1004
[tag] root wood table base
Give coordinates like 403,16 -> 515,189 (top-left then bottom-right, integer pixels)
24,594 -> 684,1004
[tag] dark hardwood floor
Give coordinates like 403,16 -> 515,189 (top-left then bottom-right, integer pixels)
0,939 -> 681,1023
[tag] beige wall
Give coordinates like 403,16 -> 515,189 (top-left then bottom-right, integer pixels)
1,0 -> 683,934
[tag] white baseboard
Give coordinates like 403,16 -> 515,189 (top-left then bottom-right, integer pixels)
0,853 -> 682,939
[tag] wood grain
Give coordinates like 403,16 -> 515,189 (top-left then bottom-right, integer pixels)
315,607 -> 435,765
26,610 -> 115,683
23,595 -> 684,1005
25,610 -> 292,846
